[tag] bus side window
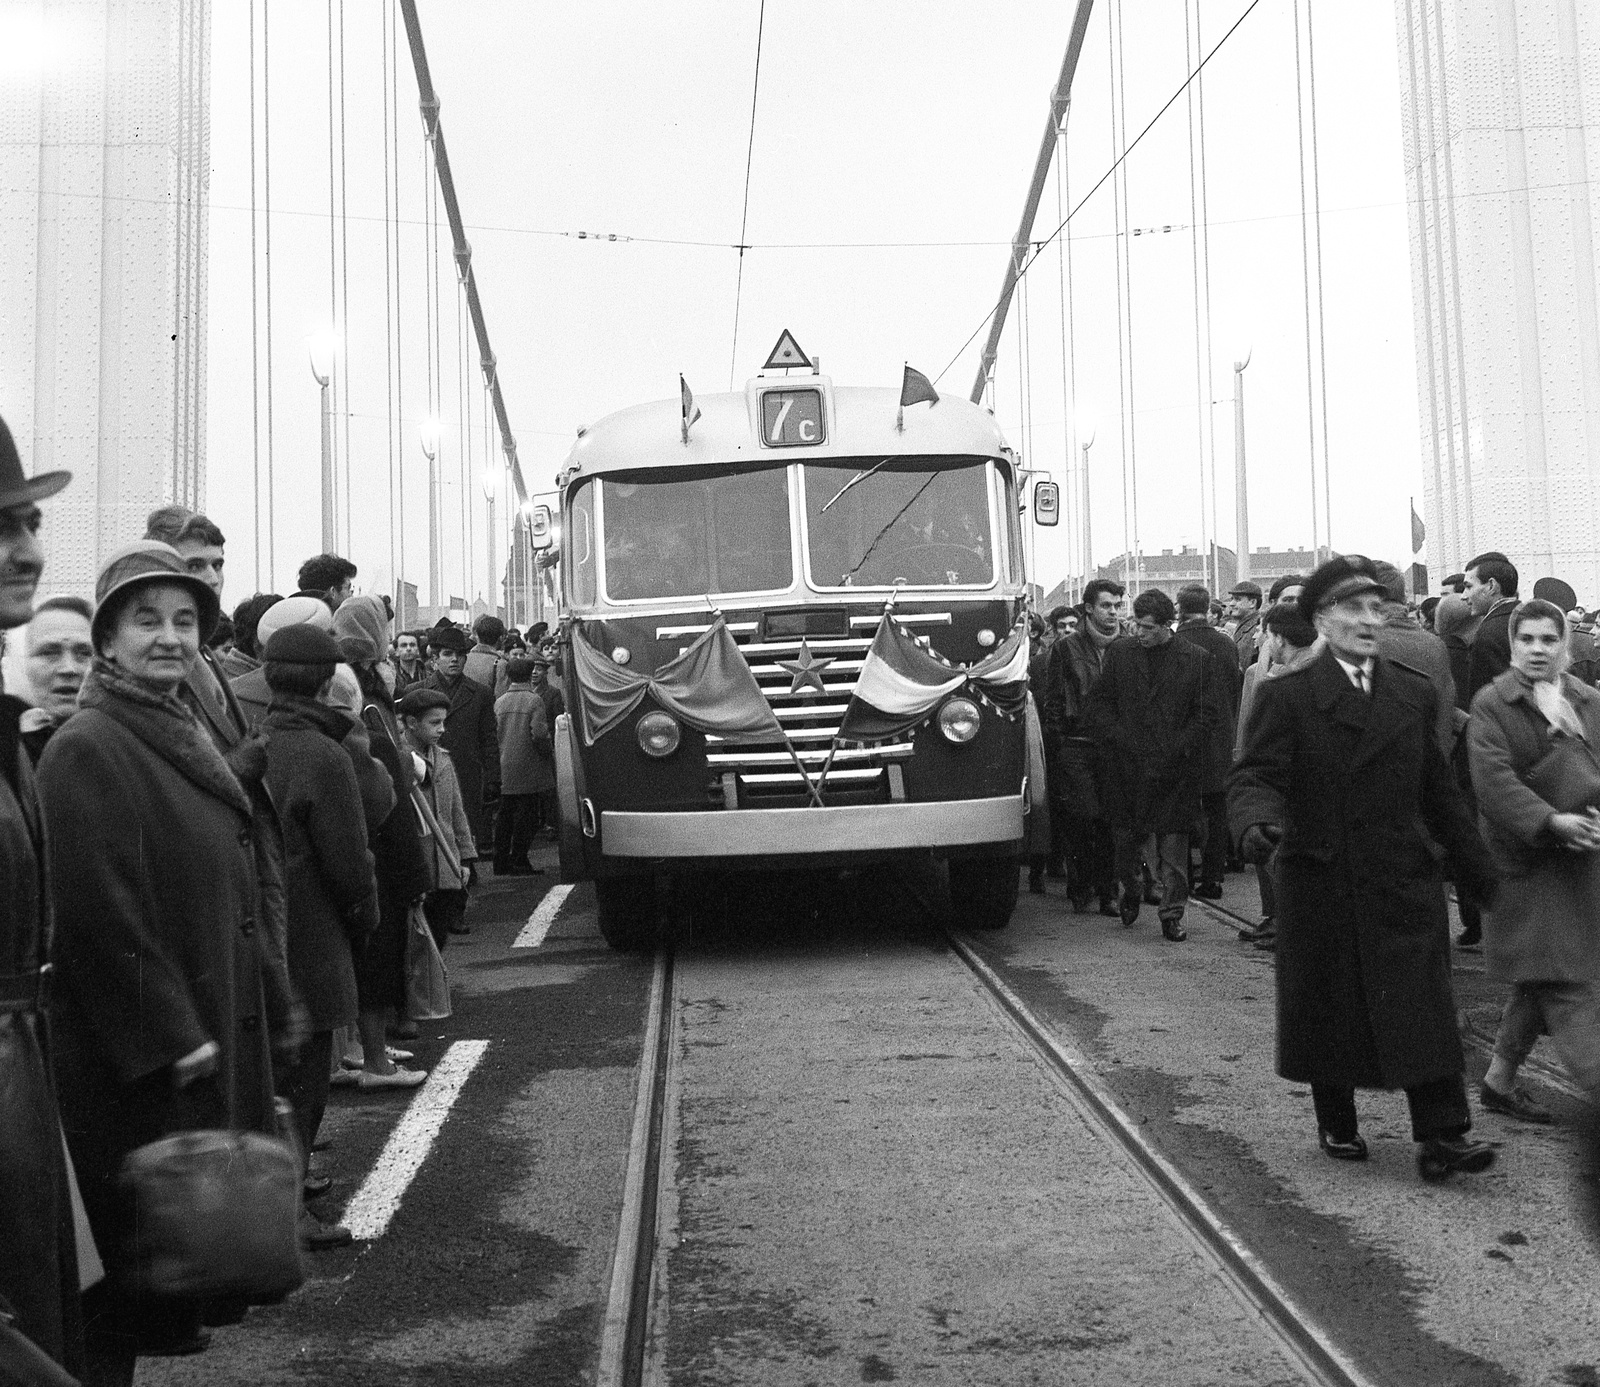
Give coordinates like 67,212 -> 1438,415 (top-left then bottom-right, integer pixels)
568,481 -> 597,607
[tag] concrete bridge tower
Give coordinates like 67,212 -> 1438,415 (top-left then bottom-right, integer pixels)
0,0 -> 210,596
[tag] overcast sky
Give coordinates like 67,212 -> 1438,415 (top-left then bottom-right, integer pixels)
205,0 -> 1423,607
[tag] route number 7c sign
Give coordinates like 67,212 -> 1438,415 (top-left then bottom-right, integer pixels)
760,389 -> 826,447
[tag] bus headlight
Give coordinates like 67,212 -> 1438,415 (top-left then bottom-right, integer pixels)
636,711 -> 681,758
937,697 -> 981,744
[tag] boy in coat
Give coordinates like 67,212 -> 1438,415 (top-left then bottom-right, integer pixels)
423,626 -> 500,861
400,687 -> 478,947
492,657 -> 552,876
1229,555 -> 1500,1180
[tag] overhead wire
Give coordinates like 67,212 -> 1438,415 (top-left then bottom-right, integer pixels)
934,0 -> 1266,388
728,0 -> 767,389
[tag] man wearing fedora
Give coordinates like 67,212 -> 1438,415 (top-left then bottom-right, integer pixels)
1229,555 -> 1501,1181
0,413 -> 85,1377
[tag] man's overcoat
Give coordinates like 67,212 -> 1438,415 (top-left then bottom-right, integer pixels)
1084,636 -> 1215,837
1228,648 -> 1495,1089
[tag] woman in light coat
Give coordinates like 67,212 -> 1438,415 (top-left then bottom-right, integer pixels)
1467,598 -> 1600,1125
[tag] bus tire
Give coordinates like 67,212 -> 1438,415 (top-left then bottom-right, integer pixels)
947,855 -> 1020,931
596,876 -> 659,952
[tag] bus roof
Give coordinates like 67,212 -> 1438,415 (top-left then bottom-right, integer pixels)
560,380 -> 1012,484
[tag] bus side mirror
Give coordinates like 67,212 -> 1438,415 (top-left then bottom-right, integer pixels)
1033,480 -> 1059,527
530,504 -> 554,550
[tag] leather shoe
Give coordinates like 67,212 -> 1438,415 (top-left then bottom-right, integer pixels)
1417,1136 -> 1497,1181
1069,891 -> 1092,914
1194,881 -> 1224,900
1238,917 -> 1273,942
1160,918 -> 1188,942
1253,931 -> 1277,952
300,1210 -> 354,1250
1479,1081 -> 1554,1124
1456,925 -> 1482,949
1027,869 -> 1045,895
1097,898 -> 1120,918
1118,891 -> 1140,928
302,1173 -> 333,1200
1318,1130 -> 1369,1161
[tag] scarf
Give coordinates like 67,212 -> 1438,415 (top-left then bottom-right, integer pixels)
1084,620 -> 1118,653
1513,669 -> 1585,741
79,658 -> 252,818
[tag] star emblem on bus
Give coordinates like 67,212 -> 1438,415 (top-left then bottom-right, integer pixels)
779,640 -> 834,695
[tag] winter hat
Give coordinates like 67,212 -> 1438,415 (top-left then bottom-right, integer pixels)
429,626 -> 470,655
398,687 -> 450,719
92,541 -> 220,647
1297,556 -> 1386,625
262,624 -> 342,666
256,594 -> 335,646
332,592 -> 390,665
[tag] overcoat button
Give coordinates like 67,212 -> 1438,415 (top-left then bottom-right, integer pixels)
238,829 -> 252,847
241,1015 -> 260,1031
241,917 -> 255,937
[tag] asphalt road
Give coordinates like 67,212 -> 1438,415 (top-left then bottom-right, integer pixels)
138,856 -> 1600,1385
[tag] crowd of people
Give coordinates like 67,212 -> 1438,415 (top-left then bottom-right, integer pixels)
0,414 -> 565,1385
1030,552 -> 1600,1198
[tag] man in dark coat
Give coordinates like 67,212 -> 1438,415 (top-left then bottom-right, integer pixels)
1084,588 -> 1216,941
1228,555 -> 1500,1180
0,415 -> 82,1378
1228,580 -> 1263,672
425,625 -> 501,855
1045,579 -> 1125,914
1463,550 -> 1519,704
1173,584 -> 1240,897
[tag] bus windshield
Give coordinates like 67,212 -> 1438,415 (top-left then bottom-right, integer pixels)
803,457 -> 995,588
601,464 -> 792,601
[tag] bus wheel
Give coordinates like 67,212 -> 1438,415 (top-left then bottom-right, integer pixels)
947,856 -> 1020,931
596,876 -> 659,952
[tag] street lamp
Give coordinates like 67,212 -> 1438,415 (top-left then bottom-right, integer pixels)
307,331 -> 338,552
482,463 -> 498,621
419,417 -> 441,609
1079,428 -> 1095,590
1233,350 -> 1252,587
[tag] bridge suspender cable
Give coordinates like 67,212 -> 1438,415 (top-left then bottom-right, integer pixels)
968,0 -> 1096,405
382,0 -> 396,605
397,0 -> 530,509
262,0 -> 277,590
249,0 -> 261,590
1293,0 -> 1320,559
728,0 -> 767,390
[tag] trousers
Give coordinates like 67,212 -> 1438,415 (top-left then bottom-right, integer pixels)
1116,830 -> 1188,922
1311,1074 -> 1470,1143
493,793 -> 541,869
276,1028 -> 334,1177
1197,790 -> 1229,885
1492,980 -> 1600,1098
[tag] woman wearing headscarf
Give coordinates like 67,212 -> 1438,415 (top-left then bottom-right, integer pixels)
332,594 -> 432,1076
39,543 -> 281,1384
1467,598 -> 1600,1128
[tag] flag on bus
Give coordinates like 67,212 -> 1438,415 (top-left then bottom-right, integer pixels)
680,374 -> 702,443
896,364 -> 939,432
1410,500 -> 1426,554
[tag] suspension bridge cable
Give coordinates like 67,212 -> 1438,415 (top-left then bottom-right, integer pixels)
382,0 -> 396,607
392,1 -> 406,617
1185,0 -> 1209,586
326,0 -> 340,546
1108,1 -> 1130,591
1293,0 -> 1320,558
432,165 -> 444,600
1056,131 -> 1078,584
934,0 -> 1266,387
1195,0 -> 1219,593
728,0 -> 767,389
338,0 -> 352,556
1114,0 -> 1142,593
463,292 -> 474,605
249,0 -> 261,591
262,0 -> 276,589
458,284 -> 468,606
1307,0 -> 1332,548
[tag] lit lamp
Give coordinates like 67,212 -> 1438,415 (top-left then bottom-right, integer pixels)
419,417 -> 441,608
482,464 -> 499,621
307,331 -> 338,552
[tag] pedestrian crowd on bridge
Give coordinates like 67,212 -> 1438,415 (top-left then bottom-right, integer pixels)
1029,549 -> 1600,1205
0,412 -> 564,1386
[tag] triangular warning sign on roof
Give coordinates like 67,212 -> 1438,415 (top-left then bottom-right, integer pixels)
762,330 -> 812,371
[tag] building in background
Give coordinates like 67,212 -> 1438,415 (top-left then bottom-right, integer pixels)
1396,0 -> 1600,604
0,0 -> 210,597
1090,546 -> 1241,602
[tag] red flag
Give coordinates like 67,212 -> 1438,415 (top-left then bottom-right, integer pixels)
680,374 -> 702,443
899,364 -> 939,409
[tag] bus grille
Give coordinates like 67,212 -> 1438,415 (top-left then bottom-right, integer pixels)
656,614 -> 951,802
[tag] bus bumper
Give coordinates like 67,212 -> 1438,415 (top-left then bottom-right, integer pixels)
600,794 -> 1025,859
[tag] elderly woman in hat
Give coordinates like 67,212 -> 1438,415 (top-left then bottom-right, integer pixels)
1229,554 -> 1500,1181
38,542 -> 284,1381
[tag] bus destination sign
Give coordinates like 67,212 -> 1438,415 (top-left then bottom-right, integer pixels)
760,388 -> 826,448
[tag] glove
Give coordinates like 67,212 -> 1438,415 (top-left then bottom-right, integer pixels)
1240,823 -> 1282,865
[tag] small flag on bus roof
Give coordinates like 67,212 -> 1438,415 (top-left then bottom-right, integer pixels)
897,363 -> 939,431
680,374 -> 702,444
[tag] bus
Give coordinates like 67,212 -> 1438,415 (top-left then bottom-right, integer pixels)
539,343 -> 1052,948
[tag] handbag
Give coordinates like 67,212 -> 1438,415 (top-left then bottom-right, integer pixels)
1525,734 -> 1600,814
406,902 -> 452,1021
116,1129 -> 304,1303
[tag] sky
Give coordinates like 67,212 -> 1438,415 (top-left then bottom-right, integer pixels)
204,0 -> 1425,609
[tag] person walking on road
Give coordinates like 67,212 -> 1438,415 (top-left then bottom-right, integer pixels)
1085,587 -> 1216,942
1229,555 -> 1501,1180
1173,584 -> 1240,900
1466,599 -> 1600,1132
1045,580 -> 1125,915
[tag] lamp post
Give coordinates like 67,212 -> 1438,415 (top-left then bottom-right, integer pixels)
419,417 -> 441,609
307,333 -> 337,552
1233,351 -> 1252,587
482,463 -> 498,622
1079,429 -> 1095,591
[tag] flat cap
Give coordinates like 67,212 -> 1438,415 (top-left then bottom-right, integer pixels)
263,624 -> 342,666
1297,555 -> 1387,623
398,687 -> 451,718
1228,580 -> 1262,600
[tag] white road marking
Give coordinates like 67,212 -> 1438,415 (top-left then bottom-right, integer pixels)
341,1040 -> 490,1240
514,882 -> 574,948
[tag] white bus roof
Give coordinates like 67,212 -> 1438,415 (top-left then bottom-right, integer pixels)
560,380 -> 1012,483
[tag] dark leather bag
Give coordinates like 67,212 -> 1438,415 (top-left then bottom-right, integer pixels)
1526,734 -> 1600,815
116,1130 -> 304,1303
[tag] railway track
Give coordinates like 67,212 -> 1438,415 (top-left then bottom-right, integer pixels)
596,920 -> 1381,1387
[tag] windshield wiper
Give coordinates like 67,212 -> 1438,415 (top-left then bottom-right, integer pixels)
820,457 -> 891,513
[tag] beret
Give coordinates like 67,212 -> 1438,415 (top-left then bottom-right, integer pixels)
262,623 -> 342,666
256,594 -> 336,644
